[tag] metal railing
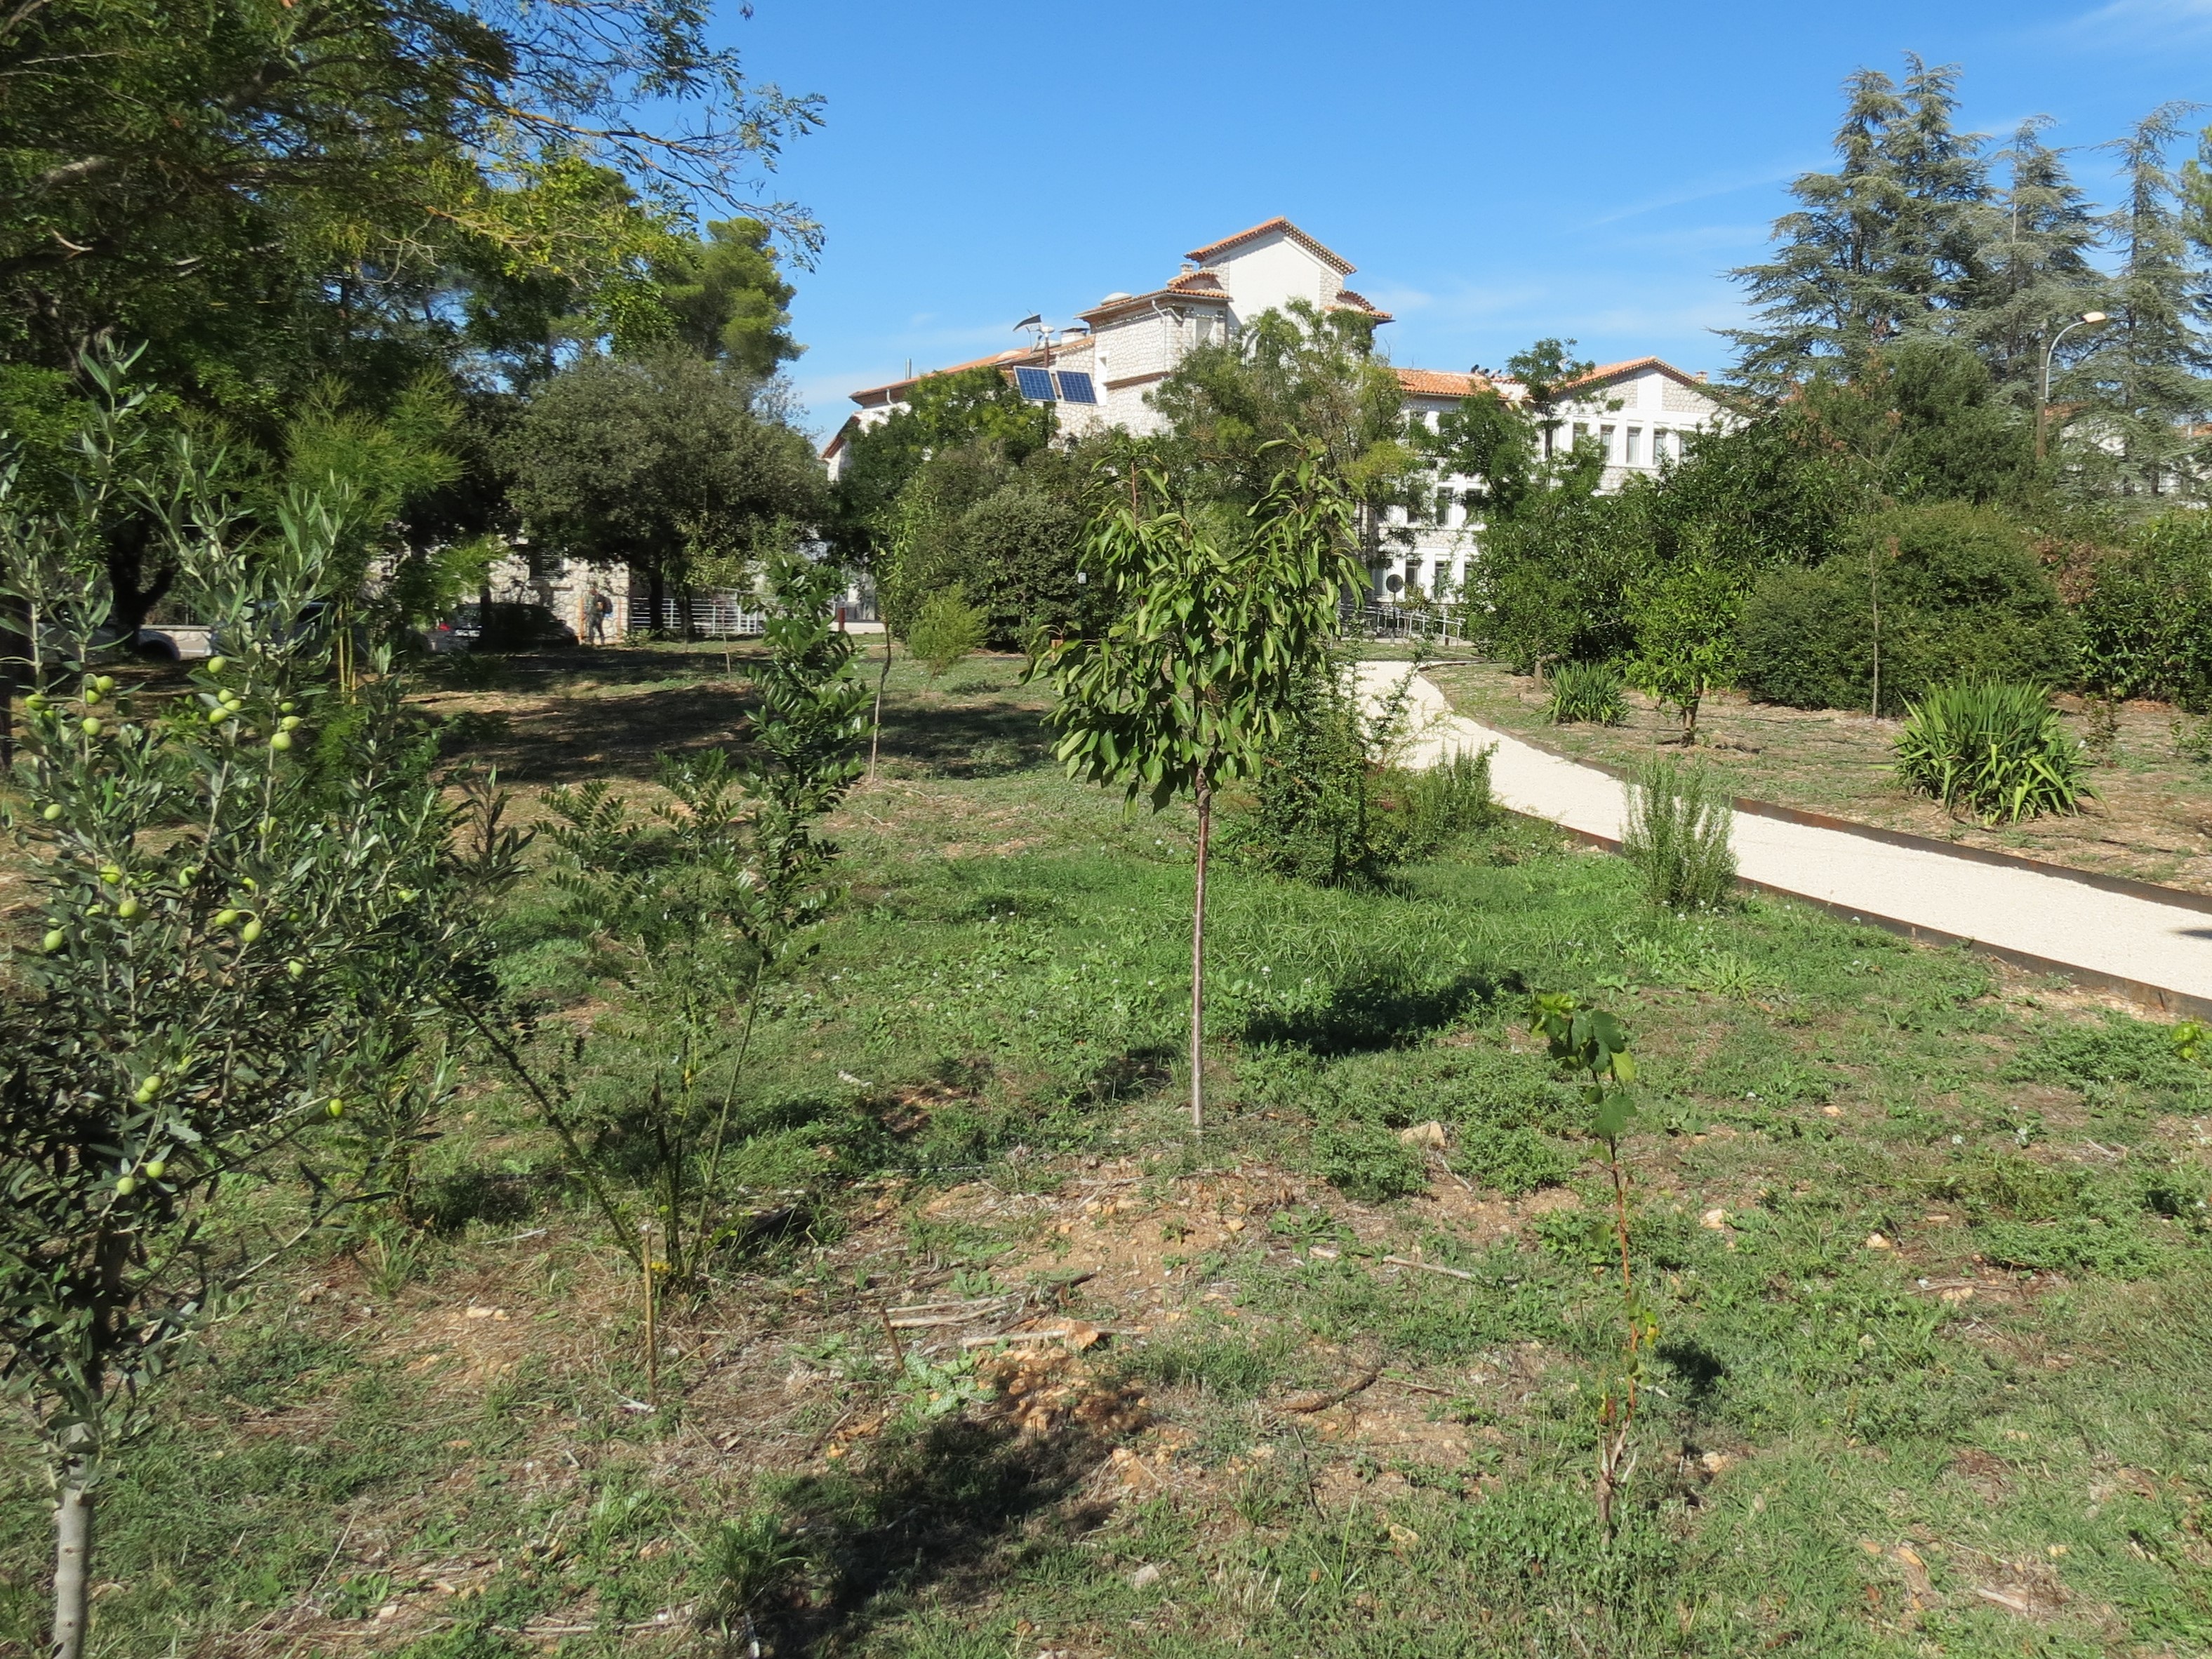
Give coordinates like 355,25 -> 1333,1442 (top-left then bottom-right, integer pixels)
1343,599 -> 1476,646
639,595 -> 766,638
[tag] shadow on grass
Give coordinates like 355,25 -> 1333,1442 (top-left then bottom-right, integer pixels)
876,695 -> 1056,780
1241,968 -> 1507,1056
757,1414 -> 1117,1653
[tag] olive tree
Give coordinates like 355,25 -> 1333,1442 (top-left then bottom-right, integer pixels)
0,392 -> 498,1659
1038,439 -> 1359,1133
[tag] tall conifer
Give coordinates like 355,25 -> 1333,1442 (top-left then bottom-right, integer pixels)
2078,105 -> 2211,497
1965,119 -> 2107,406
1730,56 -> 1990,392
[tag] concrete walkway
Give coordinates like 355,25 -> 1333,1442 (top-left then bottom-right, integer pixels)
1357,662 -> 2212,1015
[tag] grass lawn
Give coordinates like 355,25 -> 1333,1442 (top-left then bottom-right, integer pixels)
1422,658 -> 2212,896
1,643 -> 2208,1658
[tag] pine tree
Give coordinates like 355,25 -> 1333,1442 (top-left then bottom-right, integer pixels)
1729,56 -> 1990,392
1964,119 -> 2107,408
2075,104 -> 2211,498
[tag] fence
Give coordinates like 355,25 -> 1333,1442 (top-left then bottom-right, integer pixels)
1343,599 -> 1476,646
636,595 -> 766,638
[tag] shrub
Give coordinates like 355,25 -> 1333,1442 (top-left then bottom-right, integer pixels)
1623,559 -> 1742,743
1620,757 -> 1735,910
1393,744 -> 1497,853
2075,514 -> 2212,708
1311,1119 -> 1429,1201
1547,659 -> 1627,725
1227,669 -> 1494,886
1738,502 -> 2077,714
905,583 -> 987,682
1893,679 -> 2091,825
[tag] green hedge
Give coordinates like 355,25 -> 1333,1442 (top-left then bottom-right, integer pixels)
1738,502 -> 2077,714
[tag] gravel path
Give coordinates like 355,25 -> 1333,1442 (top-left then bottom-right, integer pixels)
1360,662 -> 2212,1015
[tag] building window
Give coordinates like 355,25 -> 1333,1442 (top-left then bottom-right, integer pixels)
1625,427 -> 1641,465
1193,315 -> 1215,347
1435,488 -> 1453,526
1599,425 -> 1615,460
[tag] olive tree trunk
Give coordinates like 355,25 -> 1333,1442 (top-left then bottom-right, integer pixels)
51,1454 -> 91,1659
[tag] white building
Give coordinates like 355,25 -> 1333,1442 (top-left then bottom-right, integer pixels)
825,219 -> 1735,603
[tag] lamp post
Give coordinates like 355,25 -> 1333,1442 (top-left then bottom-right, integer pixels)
2038,310 -> 2108,462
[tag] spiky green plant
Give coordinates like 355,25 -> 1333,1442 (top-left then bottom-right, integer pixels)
1547,659 -> 1627,726
1893,679 -> 2092,825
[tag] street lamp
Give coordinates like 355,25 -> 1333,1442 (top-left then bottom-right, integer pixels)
2038,310 -> 2108,462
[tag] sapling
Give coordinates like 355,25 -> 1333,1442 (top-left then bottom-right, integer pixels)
0,386 -> 495,1658
1529,991 -> 1651,1533
1039,438 -> 1359,1134
513,550 -> 868,1283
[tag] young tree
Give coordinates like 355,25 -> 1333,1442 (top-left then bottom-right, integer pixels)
907,585 -> 988,682
1039,441 -> 1359,1133
1623,558 -> 1743,745
0,389 -> 498,1659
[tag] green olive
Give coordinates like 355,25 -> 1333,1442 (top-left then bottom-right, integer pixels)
116,897 -> 141,920
100,865 -> 121,884
286,958 -> 306,978
326,1098 -> 345,1119
25,693 -> 47,712
279,700 -> 297,713
93,675 -> 116,693
82,688 -> 102,706
213,908 -> 239,926
239,917 -> 262,943
206,708 -> 228,726
40,804 -> 63,821
143,1159 -> 166,1180
269,732 -> 292,752
41,929 -> 65,952
206,656 -> 227,674
279,715 -> 302,731
114,1175 -> 136,1197
81,717 -> 102,737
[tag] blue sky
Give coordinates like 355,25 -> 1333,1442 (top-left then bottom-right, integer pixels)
716,0 -> 2212,441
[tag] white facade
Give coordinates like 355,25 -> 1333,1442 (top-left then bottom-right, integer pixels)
826,221 -> 1734,603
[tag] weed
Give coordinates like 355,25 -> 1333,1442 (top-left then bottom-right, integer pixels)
1976,1217 -> 2169,1277
700,1508 -> 809,1641
1310,1119 -> 1428,1201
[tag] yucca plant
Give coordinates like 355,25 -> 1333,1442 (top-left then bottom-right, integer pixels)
1547,659 -> 1627,725
1621,757 -> 1736,910
1894,679 -> 2093,826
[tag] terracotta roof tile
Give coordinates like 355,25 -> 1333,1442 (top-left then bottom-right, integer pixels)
1183,217 -> 1356,274
1394,367 -> 1492,399
1333,288 -> 1394,323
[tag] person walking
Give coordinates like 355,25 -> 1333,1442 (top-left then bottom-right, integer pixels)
587,587 -> 613,646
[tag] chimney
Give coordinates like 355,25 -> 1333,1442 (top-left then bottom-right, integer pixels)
1694,371 -> 1708,382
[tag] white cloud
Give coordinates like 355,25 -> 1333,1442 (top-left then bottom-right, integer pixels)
1583,159 -> 1818,228
2061,0 -> 2212,40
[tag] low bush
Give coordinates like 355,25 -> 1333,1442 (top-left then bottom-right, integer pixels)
1310,1119 -> 1430,1201
1738,502 -> 2077,713
906,584 -> 987,681
1546,660 -> 1627,725
1893,679 -> 2091,825
1620,757 -> 1735,910
1227,669 -> 1494,886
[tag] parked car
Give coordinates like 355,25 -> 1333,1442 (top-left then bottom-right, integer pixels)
135,621 -> 216,662
429,602 -> 578,654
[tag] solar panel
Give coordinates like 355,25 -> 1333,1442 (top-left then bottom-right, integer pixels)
1053,371 -> 1098,404
1013,366 -> 1056,402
